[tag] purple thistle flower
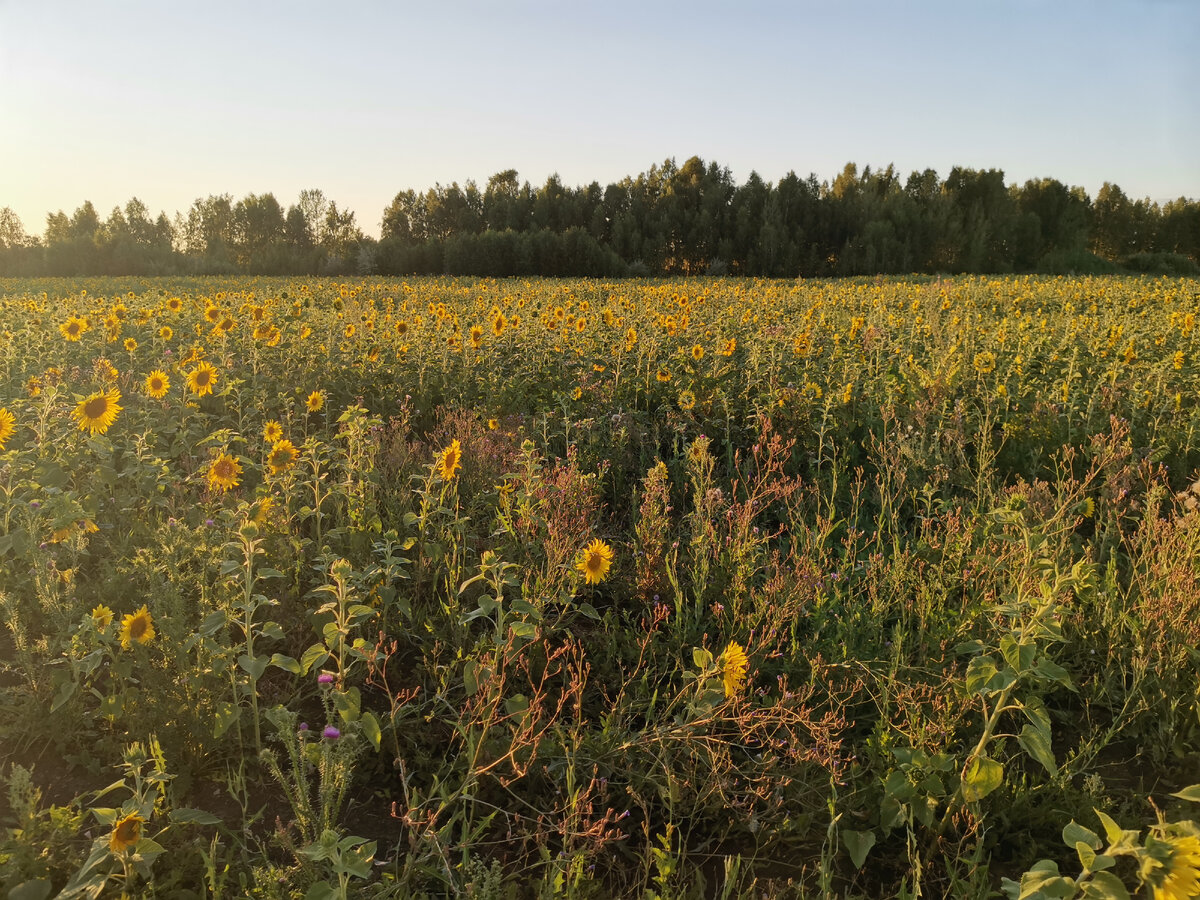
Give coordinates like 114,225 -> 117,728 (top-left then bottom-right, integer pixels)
318,673 -> 334,685
322,726 -> 340,740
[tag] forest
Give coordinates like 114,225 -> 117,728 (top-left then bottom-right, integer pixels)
1,156 -> 1198,278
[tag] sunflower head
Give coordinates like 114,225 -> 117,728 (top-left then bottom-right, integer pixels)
576,539 -> 614,586
208,452 -> 242,492
306,390 -> 324,413
721,642 -> 749,698
0,407 -> 15,450
267,439 -> 299,475
436,439 -> 462,481
109,812 -> 145,853
1151,831 -> 1200,900
263,420 -> 284,443
123,338 -> 138,352
73,389 -> 123,436
691,344 -> 704,361
119,606 -> 155,650
91,604 -> 114,629
159,325 -> 173,341
144,370 -> 170,399
187,361 -> 219,397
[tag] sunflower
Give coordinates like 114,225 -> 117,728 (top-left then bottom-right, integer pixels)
207,452 -> 242,492
575,317 -> 587,333
186,361 -> 219,397
267,439 -> 299,475
305,390 -> 324,412
263,420 -> 284,443
159,325 -> 173,341
91,604 -> 114,628
721,338 -> 737,356
691,344 -> 704,361
973,351 -> 996,374
25,376 -> 42,397
487,418 -> 498,430
575,539 -> 614,585
123,338 -> 138,352
470,325 -> 484,348
0,407 -> 15,449
436,439 -> 462,481
396,320 -> 409,336
144,370 -> 170,399
109,812 -> 144,853
656,368 -> 671,383
119,606 -> 155,649
165,296 -> 182,313
721,642 -> 749,698
60,315 -> 89,341
73,389 -> 122,436
204,305 -> 222,324
1153,832 -> 1200,900
490,314 -> 506,337
678,390 -> 696,411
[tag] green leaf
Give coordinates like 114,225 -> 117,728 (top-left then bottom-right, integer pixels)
693,648 -> 714,669
270,653 -> 301,674
509,620 -> 538,640
1000,635 -> 1036,673
463,660 -> 478,696
257,567 -> 285,579
1075,841 -> 1096,872
1064,820 -> 1101,851
961,755 -> 1004,803
238,654 -> 269,682
259,621 -> 285,641
333,686 -> 361,723
1079,871 -> 1130,900
842,829 -> 876,868
299,644 -> 329,675
213,701 -> 241,738
1019,724 -> 1058,775
965,656 -> 999,694
8,880 -> 53,900
303,881 -> 340,900
1033,657 -> 1076,691
198,610 -> 227,637
360,712 -> 382,751
51,680 -> 77,712
1171,784 -> 1200,802
169,808 -> 223,826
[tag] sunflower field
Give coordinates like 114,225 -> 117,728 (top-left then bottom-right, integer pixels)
2,274 -> 1200,898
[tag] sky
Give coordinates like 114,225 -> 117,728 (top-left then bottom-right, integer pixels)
2,0 -> 1198,239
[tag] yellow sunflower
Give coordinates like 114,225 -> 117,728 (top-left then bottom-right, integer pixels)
123,338 -> 138,352
159,325 -> 173,341
186,361 -> 219,397
73,389 -> 122,436
436,439 -> 462,481
0,407 -> 15,449
721,642 -> 749,698
691,344 -> 704,361
144,370 -> 170,399
207,452 -> 242,492
60,315 -> 89,341
165,296 -> 182,313
119,606 -> 155,649
575,539 -> 614,585
267,439 -> 299,475
490,314 -> 506,337
1154,832 -> 1200,900
91,604 -> 114,628
263,420 -> 284,443
678,390 -> 696,411
656,368 -> 671,383
306,390 -> 324,412
470,325 -> 484,348
109,812 -> 145,853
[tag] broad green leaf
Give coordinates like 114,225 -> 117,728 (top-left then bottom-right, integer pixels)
842,828 -> 876,868
1080,871 -> 1130,900
333,686 -> 361,723
213,701 -> 240,738
360,711 -> 382,751
1000,635 -> 1036,673
8,880 -> 53,900
237,654 -> 269,681
299,644 -> 329,675
463,660 -> 478,696
1171,784 -> 1200,802
270,653 -> 301,674
1020,724 -> 1058,775
1063,820 -> 1101,851
169,808 -> 222,825
965,656 -> 998,694
961,755 -> 1004,803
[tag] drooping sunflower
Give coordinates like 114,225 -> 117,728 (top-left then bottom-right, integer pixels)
973,351 -> 997,375
263,420 -> 284,443
119,606 -> 155,649
656,368 -> 671,383
91,604 -> 114,629
436,439 -> 462,481
207,452 -> 242,492
73,389 -> 122,436
0,407 -> 15,449
721,642 -> 749,698
470,325 -> 484,349
575,539 -> 614,586
267,439 -> 299,475
186,361 -> 219,397
109,812 -> 145,853
306,390 -> 324,413
678,390 -> 696,411
144,370 -> 170,399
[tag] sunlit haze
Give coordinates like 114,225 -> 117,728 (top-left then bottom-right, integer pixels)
2,0 -> 1197,238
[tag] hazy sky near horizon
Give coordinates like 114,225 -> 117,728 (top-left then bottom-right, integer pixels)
2,0 -> 1198,239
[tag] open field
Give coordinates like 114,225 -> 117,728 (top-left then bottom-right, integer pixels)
2,274 -> 1200,898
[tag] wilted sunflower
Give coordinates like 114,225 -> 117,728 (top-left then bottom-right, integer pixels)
109,812 -> 145,853
267,439 -> 299,475
0,407 -> 15,449
306,390 -> 324,412
575,539 -> 614,585
973,351 -> 996,375
186,361 -> 219,397
144,370 -> 170,399
678,390 -> 696,411
73,389 -> 122,436
436,439 -> 462,481
119,606 -> 155,649
721,642 -> 749,698
208,452 -> 242,492
91,604 -> 114,628
263,420 -> 284,443
25,376 -> 42,397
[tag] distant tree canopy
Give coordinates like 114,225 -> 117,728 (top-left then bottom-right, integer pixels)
3,158 -> 1198,277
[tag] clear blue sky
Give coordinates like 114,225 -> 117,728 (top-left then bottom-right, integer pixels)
2,0 -> 1197,238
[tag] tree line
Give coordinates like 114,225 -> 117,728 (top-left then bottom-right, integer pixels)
2,158 -> 1198,278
